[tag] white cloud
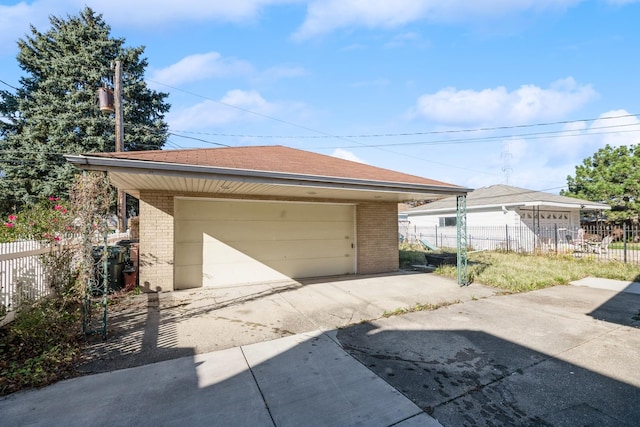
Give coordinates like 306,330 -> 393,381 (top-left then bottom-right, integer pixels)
481,109 -> 640,190
330,148 -> 367,163
167,89 -> 309,130
411,78 -> 597,125
256,65 -> 308,82
168,89 -> 275,129
0,0 -> 301,53
587,109 -> 640,147
0,2 -> 53,55
542,109 -> 640,161
293,0 -> 584,40
149,52 -> 254,86
81,0 -> 301,26
149,53 -> 307,88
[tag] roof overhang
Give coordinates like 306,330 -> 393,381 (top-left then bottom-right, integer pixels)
65,155 -> 470,202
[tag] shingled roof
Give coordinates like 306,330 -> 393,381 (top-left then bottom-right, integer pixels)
408,184 -> 610,212
86,145 -> 458,188
66,145 -> 470,201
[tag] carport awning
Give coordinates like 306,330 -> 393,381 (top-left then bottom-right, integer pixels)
65,146 -> 470,202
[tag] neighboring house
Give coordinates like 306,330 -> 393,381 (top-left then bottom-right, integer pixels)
66,146 -> 469,291
403,184 -> 610,251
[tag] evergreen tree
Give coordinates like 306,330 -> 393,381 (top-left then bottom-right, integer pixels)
562,144 -> 640,223
0,7 -> 170,214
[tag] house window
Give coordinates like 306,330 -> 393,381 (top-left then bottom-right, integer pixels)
439,217 -> 457,227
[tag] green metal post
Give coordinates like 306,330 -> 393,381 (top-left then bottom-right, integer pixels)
100,222 -> 108,340
82,206 -> 109,339
456,194 -> 468,286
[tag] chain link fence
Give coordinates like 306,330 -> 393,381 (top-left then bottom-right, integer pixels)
399,223 -> 640,264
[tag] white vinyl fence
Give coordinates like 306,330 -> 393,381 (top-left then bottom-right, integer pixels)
0,240 -> 52,313
0,232 -> 129,322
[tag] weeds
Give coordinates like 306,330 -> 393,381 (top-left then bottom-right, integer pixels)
0,296 -> 82,396
383,299 -> 462,318
433,251 -> 640,293
399,242 -> 428,268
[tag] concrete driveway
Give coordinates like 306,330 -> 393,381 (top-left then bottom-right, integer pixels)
1,273 -> 639,426
337,279 -> 640,426
78,271 -> 496,374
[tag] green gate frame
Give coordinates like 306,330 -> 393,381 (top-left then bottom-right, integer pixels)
456,194 -> 469,286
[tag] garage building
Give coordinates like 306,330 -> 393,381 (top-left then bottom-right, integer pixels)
67,146 -> 469,291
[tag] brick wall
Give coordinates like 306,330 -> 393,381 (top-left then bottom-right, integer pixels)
139,192 -> 174,292
356,202 -> 399,274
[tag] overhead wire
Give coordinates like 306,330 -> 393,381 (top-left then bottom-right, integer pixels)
2,74 -> 638,191
0,79 -> 19,91
166,112 -> 640,140
312,123 -> 640,149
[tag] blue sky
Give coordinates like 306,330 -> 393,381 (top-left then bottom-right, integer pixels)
1,0 -> 640,193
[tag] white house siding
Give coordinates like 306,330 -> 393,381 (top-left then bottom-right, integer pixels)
405,207 -> 582,252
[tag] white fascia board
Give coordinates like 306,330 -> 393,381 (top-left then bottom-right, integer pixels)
65,155 -> 470,197
408,202 -> 526,215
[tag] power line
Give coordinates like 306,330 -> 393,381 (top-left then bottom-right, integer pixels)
313,124 -> 640,149
0,79 -> 19,91
167,113 -> 640,140
146,79 -> 358,144
167,132 -> 230,147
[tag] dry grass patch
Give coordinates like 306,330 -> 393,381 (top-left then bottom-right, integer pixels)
436,251 -> 640,293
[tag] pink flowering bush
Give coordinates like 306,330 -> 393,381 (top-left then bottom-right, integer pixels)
0,198 -> 73,243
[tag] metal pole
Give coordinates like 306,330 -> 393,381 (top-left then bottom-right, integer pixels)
114,60 -> 126,233
505,224 -> 509,252
456,195 -> 468,286
623,223 -> 628,264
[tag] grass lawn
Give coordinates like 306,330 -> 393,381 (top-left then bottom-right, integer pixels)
400,244 -> 640,293
609,242 -> 640,250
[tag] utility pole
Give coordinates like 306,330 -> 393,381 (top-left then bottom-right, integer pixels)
114,60 -> 126,233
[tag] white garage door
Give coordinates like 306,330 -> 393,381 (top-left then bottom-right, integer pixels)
174,199 -> 356,289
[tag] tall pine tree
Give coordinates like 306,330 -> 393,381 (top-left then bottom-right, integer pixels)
0,7 -> 170,214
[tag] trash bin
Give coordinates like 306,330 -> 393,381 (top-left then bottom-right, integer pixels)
116,239 -> 139,267
116,239 -> 140,292
92,245 -> 126,293
123,265 -> 138,292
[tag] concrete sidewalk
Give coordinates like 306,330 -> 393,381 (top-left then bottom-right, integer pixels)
0,330 -> 441,426
570,276 -> 640,295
